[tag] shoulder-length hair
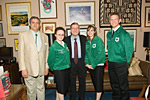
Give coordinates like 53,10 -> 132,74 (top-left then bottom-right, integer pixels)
86,25 -> 97,40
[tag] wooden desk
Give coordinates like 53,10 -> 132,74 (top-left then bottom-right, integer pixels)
6,84 -> 24,100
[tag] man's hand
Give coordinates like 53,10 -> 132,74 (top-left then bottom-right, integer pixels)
45,68 -> 49,76
86,64 -> 94,70
22,70 -> 28,78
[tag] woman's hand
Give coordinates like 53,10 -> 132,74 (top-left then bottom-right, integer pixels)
86,64 -> 94,70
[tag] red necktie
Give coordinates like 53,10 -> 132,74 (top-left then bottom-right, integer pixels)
74,38 -> 78,64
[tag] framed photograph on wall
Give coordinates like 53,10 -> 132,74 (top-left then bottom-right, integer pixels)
126,29 -> 137,52
0,38 -> 6,47
5,2 -> 32,35
14,39 -> 18,51
39,0 -> 57,18
0,23 -> 3,37
0,5 -> 2,21
65,1 -> 95,26
42,22 -> 56,34
104,30 -> 109,53
46,34 -> 55,47
66,28 -> 87,36
145,6 -> 150,27
104,29 -> 137,52
146,0 -> 150,3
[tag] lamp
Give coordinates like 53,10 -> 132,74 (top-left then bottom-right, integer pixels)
143,32 -> 150,61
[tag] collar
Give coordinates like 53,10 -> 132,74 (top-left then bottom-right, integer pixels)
56,40 -> 65,47
31,30 -> 40,35
71,35 -> 79,40
113,25 -> 120,32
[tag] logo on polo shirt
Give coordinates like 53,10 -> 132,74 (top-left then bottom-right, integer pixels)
58,49 -> 64,54
115,37 -> 119,42
92,44 -> 96,48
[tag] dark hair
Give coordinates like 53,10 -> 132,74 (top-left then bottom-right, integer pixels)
70,22 -> 80,29
54,27 -> 65,36
29,16 -> 41,24
86,25 -> 97,40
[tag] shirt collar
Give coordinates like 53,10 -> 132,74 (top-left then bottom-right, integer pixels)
113,25 -> 120,32
56,40 -> 65,47
31,30 -> 40,36
71,35 -> 79,40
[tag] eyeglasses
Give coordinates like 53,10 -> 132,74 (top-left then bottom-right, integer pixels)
71,28 -> 79,30
56,34 -> 64,36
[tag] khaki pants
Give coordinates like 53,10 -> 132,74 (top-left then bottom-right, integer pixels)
24,75 -> 45,100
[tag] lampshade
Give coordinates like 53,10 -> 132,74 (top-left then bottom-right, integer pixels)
143,32 -> 150,47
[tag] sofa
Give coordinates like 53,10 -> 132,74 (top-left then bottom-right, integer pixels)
76,60 -> 150,91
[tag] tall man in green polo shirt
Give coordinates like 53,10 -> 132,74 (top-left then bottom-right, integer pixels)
107,12 -> 134,100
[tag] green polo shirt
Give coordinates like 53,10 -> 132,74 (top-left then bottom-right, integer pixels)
107,26 -> 134,65
47,40 -> 70,71
85,36 -> 106,69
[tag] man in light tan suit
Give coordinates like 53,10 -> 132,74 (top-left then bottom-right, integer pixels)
18,16 -> 49,100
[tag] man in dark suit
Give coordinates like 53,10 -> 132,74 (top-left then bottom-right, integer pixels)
64,22 -> 86,100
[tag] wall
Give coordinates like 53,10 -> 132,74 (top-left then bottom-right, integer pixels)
0,0 -> 149,61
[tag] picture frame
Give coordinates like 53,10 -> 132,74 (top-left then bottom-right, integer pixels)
14,39 -> 18,51
39,0 -> 57,19
64,1 -> 95,26
104,30 -> 109,53
146,0 -> 150,3
5,2 -> 32,35
145,6 -> 150,27
46,34 -> 55,47
42,22 -> 56,34
104,29 -> 137,52
0,5 -> 2,21
100,0 -> 141,27
0,38 -> 6,47
66,28 -> 87,36
126,29 -> 137,52
0,23 -> 3,37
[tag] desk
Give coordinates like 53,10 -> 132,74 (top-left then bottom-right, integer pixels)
6,84 -> 24,100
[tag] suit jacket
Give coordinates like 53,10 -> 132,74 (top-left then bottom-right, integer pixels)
64,35 -> 86,64
18,30 -> 49,76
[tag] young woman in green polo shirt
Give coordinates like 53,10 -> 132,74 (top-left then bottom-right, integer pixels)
85,25 -> 106,100
47,27 -> 70,100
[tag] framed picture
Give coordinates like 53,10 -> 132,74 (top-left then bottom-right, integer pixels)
42,22 -> 56,34
104,30 -> 109,53
104,29 -> 137,52
145,6 -> 150,27
0,23 -> 3,37
39,0 -> 57,18
14,39 -> 18,51
126,29 -> 137,52
0,38 -> 6,47
65,1 -> 95,26
46,34 -> 55,47
146,0 -> 150,3
0,5 -> 2,21
5,2 -> 32,35
100,0 -> 141,27
66,28 -> 87,36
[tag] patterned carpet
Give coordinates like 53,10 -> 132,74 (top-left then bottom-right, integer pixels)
45,89 -> 141,100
